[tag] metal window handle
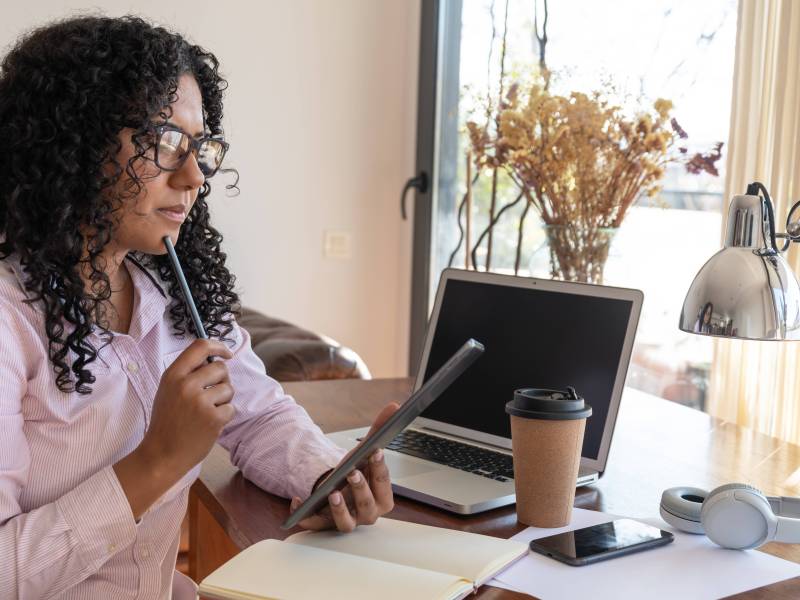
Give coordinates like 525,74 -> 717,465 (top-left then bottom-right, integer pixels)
401,171 -> 429,220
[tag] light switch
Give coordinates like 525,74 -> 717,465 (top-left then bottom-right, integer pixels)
323,230 -> 352,259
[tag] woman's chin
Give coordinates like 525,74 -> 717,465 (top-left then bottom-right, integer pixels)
155,233 -> 179,253
127,233 -> 180,256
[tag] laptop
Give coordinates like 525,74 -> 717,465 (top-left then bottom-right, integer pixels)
328,268 -> 643,514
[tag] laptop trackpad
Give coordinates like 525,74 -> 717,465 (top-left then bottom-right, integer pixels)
384,451 -> 440,479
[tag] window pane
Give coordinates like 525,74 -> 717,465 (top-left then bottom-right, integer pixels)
432,0 -> 737,410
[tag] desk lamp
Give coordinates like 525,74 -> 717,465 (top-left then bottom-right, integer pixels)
666,182 -> 800,551
679,181 -> 800,340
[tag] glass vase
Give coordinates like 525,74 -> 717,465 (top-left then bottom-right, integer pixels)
541,225 -> 618,285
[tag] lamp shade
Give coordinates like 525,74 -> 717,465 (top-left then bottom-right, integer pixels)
679,194 -> 800,340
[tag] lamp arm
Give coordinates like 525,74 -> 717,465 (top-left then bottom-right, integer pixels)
775,233 -> 792,253
774,199 -> 800,252
783,199 -> 800,245
746,182 -> 800,253
747,181 -> 780,253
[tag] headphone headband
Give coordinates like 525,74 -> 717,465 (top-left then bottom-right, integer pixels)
768,496 -> 800,519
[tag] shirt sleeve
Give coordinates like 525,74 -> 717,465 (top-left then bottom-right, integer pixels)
217,319 -> 346,501
0,312 -> 138,599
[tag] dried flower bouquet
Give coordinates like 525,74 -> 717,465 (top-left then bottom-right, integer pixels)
457,80 -> 722,283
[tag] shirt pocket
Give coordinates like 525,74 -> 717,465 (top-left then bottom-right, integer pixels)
72,348 -> 117,381
67,343 -> 118,373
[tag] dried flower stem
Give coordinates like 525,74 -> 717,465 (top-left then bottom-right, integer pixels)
465,151 -> 473,269
446,172 -> 481,269
472,191 -> 525,270
485,0 -> 510,271
515,200 -> 531,275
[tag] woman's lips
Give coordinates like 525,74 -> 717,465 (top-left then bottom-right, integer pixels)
157,208 -> 187,223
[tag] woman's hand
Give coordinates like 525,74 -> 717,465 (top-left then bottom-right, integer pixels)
114,338 -> 236,519
142,339 -> 236,476
289,403 -> 399,532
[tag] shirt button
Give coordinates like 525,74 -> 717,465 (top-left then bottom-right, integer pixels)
141,548 -> 150,558
108,543 -> 116,552
127,361 -> 139,373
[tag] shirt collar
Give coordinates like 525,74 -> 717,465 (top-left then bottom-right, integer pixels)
3,252 -> 173,341
124,254 -> 167,299
3,253 -> 32,300
124,254 -> 172,341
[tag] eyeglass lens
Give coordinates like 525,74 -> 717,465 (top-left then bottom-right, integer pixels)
157,129 -> 225,177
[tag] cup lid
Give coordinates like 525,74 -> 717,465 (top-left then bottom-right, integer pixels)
505,387 -> 592,420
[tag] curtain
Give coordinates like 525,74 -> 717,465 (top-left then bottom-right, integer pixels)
707,0 -> 800,442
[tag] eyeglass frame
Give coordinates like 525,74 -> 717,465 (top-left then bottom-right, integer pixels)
147,123 -> 230,179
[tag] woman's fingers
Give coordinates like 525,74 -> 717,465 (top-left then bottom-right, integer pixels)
169,339 -> 233,376
291,459 -> 394,532
367,450 -> 394,513
328,491 -> 357,532
347,469 -> 379,525
205,382 -> 235,407
189,361 -> 231,390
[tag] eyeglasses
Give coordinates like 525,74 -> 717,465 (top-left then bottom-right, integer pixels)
149,124 -> 229,178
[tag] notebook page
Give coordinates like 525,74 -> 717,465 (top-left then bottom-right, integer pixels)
198,539 -> 472,600
286,517 -> 528,584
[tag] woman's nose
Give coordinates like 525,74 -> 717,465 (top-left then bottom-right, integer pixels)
170,151 -> 205,191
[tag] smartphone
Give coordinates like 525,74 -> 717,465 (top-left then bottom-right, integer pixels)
529,519 -> 674,566
281,338 -> 485,530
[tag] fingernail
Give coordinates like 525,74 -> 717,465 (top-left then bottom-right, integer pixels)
348,470 -> 362,484
290,497 -> 299,510
330,492 -> 342,506
370,449 -> 384,463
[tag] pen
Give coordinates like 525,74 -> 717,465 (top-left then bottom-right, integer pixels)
162,235 -> 214,363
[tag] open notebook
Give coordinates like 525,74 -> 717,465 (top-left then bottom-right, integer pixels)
198,517 -> 528,600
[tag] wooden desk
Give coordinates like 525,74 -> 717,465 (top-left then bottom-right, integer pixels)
189,378 -> 800,599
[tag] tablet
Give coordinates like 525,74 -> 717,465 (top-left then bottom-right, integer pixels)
281,338 -> 484,529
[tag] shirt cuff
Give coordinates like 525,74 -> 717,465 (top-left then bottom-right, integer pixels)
296,445 -> 347,500
55,465 -> 138,569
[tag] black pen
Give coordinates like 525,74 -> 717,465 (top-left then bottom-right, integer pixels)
162,235 -> 214,363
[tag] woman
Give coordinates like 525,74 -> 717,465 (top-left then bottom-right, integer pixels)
0,15 -> 396,599
696,302 -> 714,334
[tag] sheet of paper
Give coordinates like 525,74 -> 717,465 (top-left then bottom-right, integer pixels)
487,508 -> 800,600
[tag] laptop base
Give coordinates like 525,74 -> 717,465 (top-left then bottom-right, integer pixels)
327,428 -> 599,516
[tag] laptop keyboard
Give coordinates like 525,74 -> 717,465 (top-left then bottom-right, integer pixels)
386,430 -> 514,482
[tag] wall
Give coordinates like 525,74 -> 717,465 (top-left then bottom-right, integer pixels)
0,0 -> 420,377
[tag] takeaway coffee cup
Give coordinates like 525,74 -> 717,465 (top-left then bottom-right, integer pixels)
505,387 -> 592,528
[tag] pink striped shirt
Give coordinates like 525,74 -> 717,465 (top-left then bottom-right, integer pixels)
0,253 -> 345,599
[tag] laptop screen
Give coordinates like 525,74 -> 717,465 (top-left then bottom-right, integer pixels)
418,277 -> 634,460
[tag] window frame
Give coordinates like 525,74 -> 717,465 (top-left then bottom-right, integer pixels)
409,0 -> 464,375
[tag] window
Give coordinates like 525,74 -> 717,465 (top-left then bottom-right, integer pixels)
413,0 -> 738,410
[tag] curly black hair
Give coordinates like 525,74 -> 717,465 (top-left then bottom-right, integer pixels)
0,15 -> 240,394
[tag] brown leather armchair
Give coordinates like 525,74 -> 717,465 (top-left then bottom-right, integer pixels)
237,307 -> 371,382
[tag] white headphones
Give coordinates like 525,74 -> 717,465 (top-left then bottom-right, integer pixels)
660,484 -> 800,549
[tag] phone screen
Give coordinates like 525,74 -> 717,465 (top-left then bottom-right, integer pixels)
531,519 -> 672,562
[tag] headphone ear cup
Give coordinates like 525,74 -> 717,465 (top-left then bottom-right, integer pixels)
701,483 -> 774,550
660,487 -> 708,534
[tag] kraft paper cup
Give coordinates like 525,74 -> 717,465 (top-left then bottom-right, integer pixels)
505,387 -> 592,528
